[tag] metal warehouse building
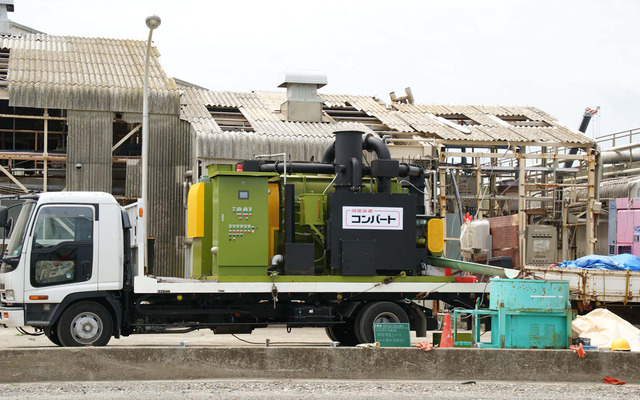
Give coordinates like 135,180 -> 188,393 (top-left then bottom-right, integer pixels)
0,10 -> 598,276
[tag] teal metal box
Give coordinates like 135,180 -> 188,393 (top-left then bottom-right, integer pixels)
489,278 -> 569,311
454,278 -> 572,349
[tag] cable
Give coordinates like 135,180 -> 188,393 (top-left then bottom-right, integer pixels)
231,333 -> 331,346
478,280 -> 490,308
231,334 -> 262,345
414,281 -> 453,300
16,327 -> 43,336
399,179 -> 427,195
339,272 -> 408,303
322,174 -> 337,195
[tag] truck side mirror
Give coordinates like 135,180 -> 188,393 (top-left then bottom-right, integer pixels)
0,206 -> 7,230
4,217 -> 12,236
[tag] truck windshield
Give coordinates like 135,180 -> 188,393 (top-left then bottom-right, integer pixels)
3,200 -> 35,260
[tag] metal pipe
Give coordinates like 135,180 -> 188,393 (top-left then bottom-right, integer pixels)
321,142 -> 335,164
517,148 -> 526,268
350,157 -> 361,191
423,169 -> 437,215
601,166 -> 640,178
445,194 -> 554,201
255,153 -> 287,185
284,184 -> 295,244
258,162 -> 335,175
398,163 -> 422,177
565,107 -> 598,168
427,256 -> 519,279
138,15 -> 161,277
607,141 -> 640,152
43,108 -> 48,192
363,133 -> 391,159
448,169 -> 463,225
334,130 -> 363,191
600,148 -> 640,164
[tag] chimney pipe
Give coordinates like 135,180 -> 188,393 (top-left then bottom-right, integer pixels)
0,1 -> 14,36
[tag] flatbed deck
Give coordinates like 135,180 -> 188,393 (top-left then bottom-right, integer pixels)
525,265 -> 640,303
134,275 -> 489,295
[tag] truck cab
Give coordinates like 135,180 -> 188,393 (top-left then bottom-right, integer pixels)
0,192 -> 127,345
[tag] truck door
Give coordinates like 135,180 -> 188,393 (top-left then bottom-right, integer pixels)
24,205 -> 98,302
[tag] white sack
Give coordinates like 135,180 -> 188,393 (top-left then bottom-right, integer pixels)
572,308 -> 640,351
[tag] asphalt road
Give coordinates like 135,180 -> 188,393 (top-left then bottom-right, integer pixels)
0,379 -> 638,400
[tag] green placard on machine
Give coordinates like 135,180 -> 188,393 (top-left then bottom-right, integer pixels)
373,323 -> 411,347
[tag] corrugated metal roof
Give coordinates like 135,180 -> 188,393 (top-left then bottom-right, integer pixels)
180,87 -> 378,161
179,84 -> 594,148
390,102 -> 593,144
1,34 -> 179,114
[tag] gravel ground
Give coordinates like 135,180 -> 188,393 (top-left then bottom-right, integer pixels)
0,379 -> 639,400
2,327 -> 637,399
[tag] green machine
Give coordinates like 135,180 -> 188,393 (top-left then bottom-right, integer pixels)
187,131 -> 520,282
188,166 -> 274,278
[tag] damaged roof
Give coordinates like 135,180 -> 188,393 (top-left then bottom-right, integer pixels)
179,84 -> 594,161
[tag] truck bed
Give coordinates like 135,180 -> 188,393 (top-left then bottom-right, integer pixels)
525,265 -> 640,303
133,275 -> 490,295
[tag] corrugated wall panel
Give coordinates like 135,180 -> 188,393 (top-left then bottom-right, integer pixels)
125,159 -> 140,198
123,113 -> 192,277
66,110 -> 112,192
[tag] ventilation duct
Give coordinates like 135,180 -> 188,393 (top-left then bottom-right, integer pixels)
278,70 -> 327,122
0,1 -> 14,36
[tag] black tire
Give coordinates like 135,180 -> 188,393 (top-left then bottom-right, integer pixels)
45,327 -> 62,346
325,326 -> 338,341
355,302 -> 409,344
56,301 -> 113,347
325,321 -> 359,346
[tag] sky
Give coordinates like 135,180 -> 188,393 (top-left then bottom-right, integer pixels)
13,0 -> 640,142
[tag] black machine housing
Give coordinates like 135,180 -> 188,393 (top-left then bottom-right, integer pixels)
242,130 -> 433,277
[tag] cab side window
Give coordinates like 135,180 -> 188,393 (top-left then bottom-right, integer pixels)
30,206 -> 94,287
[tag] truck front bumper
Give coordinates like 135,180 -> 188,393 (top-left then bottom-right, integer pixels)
0,306 -> 25,327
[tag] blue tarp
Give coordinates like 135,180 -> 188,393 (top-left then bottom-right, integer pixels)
556,254 -> 640,271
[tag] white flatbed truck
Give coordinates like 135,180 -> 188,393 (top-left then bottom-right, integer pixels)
0,192 -> 502,346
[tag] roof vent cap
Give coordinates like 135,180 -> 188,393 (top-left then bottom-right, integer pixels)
278,70 -> 327,88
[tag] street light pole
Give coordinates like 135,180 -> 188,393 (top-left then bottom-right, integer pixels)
138,15 -> 161,277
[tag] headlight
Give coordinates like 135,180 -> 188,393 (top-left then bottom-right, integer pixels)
5,290 -> 14,301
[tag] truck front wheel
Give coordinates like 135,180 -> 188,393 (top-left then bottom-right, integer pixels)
57,301 -> 113,347
44,326 -> 61,346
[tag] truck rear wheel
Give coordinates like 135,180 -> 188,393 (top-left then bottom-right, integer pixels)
355,302 -> 409,343
57,301 -> 113,347
325,320 -> 359,346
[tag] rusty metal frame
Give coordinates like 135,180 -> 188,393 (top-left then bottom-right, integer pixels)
435,138 -> 597,268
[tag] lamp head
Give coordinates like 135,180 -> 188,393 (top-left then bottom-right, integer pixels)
145,15 -> 161,30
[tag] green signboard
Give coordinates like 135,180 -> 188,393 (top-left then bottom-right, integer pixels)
373,323 -> 411,347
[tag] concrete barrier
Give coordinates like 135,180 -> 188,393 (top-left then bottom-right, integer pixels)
0,347 -> 638,383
